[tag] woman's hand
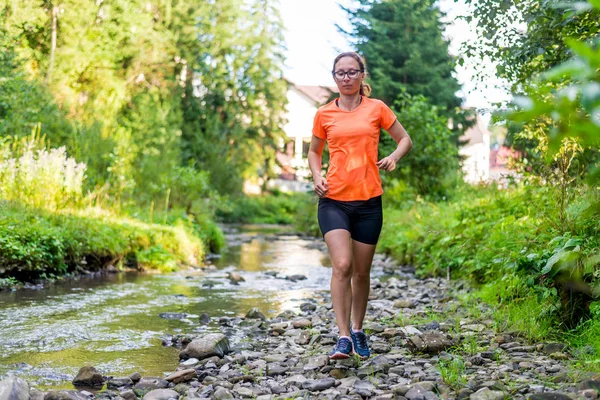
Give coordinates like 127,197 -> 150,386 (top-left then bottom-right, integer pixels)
377,156 -> 397,172
313,176 -> 329,197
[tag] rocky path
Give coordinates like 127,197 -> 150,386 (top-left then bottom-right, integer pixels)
1,255 -> 599,400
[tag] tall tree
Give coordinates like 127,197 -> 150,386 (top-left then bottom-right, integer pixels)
342,0 -> 463,113
461,0 -> 600,90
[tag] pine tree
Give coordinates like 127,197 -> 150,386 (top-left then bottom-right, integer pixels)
342,0 -> 462,113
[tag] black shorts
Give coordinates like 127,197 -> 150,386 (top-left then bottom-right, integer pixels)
317,196 -> 383,245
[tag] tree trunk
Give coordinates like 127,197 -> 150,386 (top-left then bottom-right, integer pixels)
46,5 -> 59,84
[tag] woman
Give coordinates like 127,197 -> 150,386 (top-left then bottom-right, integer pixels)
308,52 -> 412,360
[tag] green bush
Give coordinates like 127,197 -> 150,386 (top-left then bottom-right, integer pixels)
215,192 -> 313,225
0,202 -> 212,282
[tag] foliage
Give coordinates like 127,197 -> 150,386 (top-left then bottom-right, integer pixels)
461,0 -> 600,89
0,133 -> 86,210
0,201 -> 224,282
378,184 -> 600,328
216,192 -> 313,225
1,0 -> 288,201
381,91 -> 462,197
342,0 -> 462,113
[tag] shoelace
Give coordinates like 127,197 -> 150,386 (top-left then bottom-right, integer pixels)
336,338 -> 351,351
355,333 -> 368,348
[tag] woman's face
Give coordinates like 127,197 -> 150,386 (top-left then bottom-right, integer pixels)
333,56 -> 364,96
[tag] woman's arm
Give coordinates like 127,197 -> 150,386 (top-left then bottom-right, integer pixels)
308,135 -> 329,197
376,120 -> 413,172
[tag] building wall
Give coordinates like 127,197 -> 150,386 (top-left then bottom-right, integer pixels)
283,88 -> 319,160
459,134 -> 490,183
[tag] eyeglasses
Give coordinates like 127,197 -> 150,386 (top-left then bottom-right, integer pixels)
332,69 -> 363,80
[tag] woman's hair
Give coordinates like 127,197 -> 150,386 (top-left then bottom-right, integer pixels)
332,51 -> 372,97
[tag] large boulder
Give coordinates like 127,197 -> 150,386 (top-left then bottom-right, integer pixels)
0,376 -> 29,400
179,333 -> 230,360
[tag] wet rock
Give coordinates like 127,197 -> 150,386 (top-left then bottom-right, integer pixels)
0,376 -> 29,400
107,377 -> 133,389
72,366 -> 105,388
199,313 -> 211,325
133,378 -> 169,397
245,308 -> 266,320
165,368 -> 196,383
129,372 -> 142,383
44,391 -> 91,400
286,275 -> 307,282
406,332 -> 453,354
158,313 -> 187,320
227,272 -> 244,284
299,302 -> 316,312
179,333 -> 230,360
302,378 -> 336,392
141,389 -> 179,400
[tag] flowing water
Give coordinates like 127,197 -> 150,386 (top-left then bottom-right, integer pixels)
0,225 -> 332,389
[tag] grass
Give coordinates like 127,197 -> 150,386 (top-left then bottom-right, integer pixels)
437,356 -> 467,391
0,201 -> 223,284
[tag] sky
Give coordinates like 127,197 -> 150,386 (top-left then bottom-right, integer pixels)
279,0 -> 512,113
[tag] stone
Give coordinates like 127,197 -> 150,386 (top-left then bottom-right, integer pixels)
303,355 -> 329,371
394,300 -> 415,308
543,343 -> 567,355
43,391 -> 90,400
405,384 -> 427,400
141,389 -> 179,400
179,333 -> 230,360
227,272 -> 244,284
580,389 -> 599,399
212,387 -> 234,399
245,308 -> 266,320
0,376 -> 29,400
119,390 -> 137,400
579,380 -> 600,392
302,378 -> 336,392
528,394 -> 573,400
406,332 -> 453,354
353,380 -> 376,397
133,378 -> 170,397
72,366 -> 104,388
469,387 -> 505,400
165,369 -> 196,383
107,377 -> 134,389
550,352 -> 569,360
294,330 -> 310,345
292,318 -> 312,329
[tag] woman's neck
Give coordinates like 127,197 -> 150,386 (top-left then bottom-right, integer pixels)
337,93 -> 362,111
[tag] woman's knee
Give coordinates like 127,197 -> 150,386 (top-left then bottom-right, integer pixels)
331,258 -> 352,279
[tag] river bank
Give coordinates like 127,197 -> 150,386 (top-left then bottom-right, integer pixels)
1,250 -> 598,399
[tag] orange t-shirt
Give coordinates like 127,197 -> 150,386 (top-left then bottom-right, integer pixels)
312,96 -> 397,201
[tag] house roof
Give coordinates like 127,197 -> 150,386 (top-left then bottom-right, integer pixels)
292,84 -> 338,105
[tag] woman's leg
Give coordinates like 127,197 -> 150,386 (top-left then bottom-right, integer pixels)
351,240 -> 377,330
324,229 -> 353,337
